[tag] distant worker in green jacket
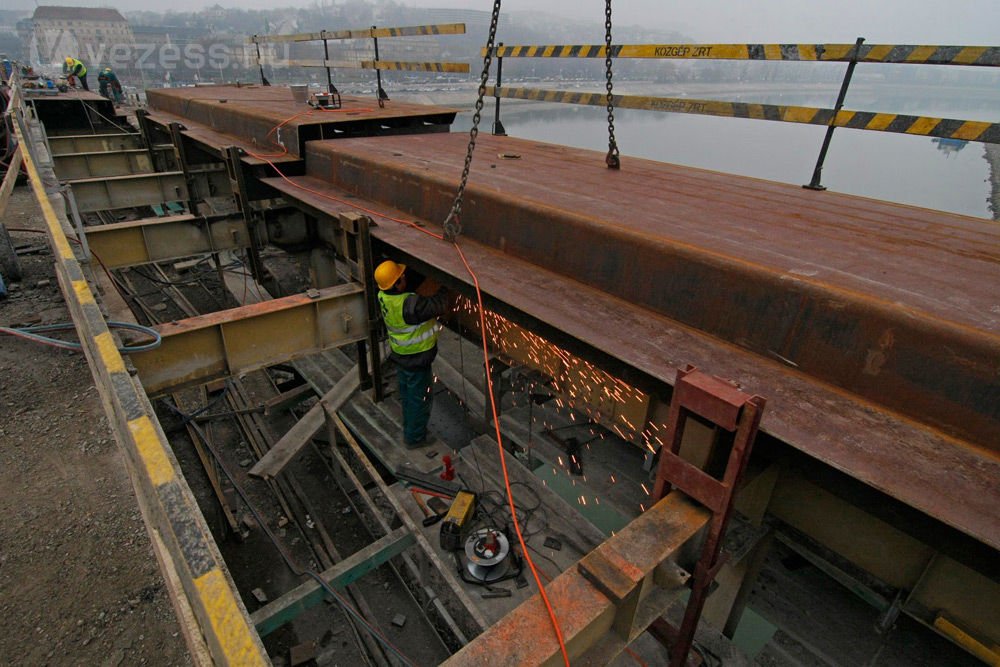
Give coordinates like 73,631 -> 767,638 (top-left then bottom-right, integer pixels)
375,260 -> 450,448
98,67 -> 123,103
64,56 -> 89,90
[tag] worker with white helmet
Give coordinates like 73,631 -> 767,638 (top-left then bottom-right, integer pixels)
374,259 -> 450,448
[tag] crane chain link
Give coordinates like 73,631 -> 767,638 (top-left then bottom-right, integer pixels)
443,0 -> 503,242
604,0 -> 620,169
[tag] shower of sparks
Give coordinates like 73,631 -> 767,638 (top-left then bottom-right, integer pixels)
452,297 -> 687,512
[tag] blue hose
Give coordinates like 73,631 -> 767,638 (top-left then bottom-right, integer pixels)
0,321 -> 162,353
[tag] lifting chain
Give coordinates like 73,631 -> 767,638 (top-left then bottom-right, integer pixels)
442,0 -> 503,242
604,0 -> 620,169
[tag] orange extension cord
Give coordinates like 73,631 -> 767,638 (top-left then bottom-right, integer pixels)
242,105 -> 572,665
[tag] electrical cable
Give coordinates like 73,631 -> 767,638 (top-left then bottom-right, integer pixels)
0,320 -> 161,352
160,398 -> 419,667
241,98 -> 574,663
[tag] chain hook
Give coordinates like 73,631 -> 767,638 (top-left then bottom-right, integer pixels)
441,0 -> 503,243
604,0 -> 620,169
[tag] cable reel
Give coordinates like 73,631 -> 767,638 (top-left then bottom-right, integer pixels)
464,527 -> 511,582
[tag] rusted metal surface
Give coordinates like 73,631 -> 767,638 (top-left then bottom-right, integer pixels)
131,283 -> 369,395
443,493 -> 708,666
300,133 -> 1000,458
650,367 -> 765,666
260,170 -> 1000,551
145,109 -> 303,167
146,85 -> 459,158
25,89 -> 120,132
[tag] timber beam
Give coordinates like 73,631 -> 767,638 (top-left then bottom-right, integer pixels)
52,147 -> 176,180
68,168 -> 230,213
443,492 -> 708,666
47,132 -> 143,155
84,214 -> 250,269
131,283 -> 369,396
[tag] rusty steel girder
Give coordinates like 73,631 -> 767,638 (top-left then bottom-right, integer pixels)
300,133 -> 1000,454
146,86 -> 459,158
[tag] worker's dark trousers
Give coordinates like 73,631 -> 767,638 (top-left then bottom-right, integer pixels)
397,365 -> 433,446
79,74 -> 89,90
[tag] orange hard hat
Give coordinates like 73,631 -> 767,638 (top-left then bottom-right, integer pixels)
374,260 -> 405,290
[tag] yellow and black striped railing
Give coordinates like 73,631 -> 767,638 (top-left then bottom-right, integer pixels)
484,43 -> 1000,67
251,22 -> 466,44
248,22 -> 469,100
487,86 -> 1000,144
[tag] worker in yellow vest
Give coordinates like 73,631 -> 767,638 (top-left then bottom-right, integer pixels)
64,56 -> 89,90
375,260 -> 450,448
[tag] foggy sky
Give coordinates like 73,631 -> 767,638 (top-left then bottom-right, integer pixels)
6,0 -> 1000,45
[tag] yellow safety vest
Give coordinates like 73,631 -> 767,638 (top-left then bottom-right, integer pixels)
377,291 -> 439,355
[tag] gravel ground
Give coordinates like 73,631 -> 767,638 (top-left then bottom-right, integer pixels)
0,186 -> 190,666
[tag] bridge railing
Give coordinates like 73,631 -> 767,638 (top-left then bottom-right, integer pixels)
481,40 -> 1000,188
249,23 -> 470,108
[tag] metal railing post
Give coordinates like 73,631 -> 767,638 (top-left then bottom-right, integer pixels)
372,26 -> 388,108
804,37 -> 865,191
253,37 -> 270,86
322,31 -> 336,95
493,43 -> 506,136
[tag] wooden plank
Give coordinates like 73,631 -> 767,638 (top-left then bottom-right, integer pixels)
249,367 -> 360,479
0,146 -> 23,219
251,527 -> 415,636
263,383 -> 315,415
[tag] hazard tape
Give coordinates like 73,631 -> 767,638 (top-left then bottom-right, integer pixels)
9,84 -> 269,666
265,57 -> 469,73
250,22 -> 465,44
485,43 -> 1000,67
487,86 -> 1000,144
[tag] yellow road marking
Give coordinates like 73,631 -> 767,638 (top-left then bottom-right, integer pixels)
128,415 -> 175,486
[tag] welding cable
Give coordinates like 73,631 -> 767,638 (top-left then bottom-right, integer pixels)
244,128 -> 571,664
624,647 -> 649,667
0,321 -> 161,352
160,399 -> 420,667
454,241 -> 571,666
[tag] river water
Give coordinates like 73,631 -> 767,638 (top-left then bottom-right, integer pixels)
450,82 -> 1000,220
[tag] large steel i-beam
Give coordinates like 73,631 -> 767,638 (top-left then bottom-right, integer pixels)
67,168 -> 229,213
130,283 -> 369,396
84,214 -> 251,269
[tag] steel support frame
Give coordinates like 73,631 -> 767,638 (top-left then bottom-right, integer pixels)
224,145 -> 272,292
47,132 -> 142,155
650,365 -> 766,666
342,212 -> 384,400
131,283 -> 370,396
67,168 -> 229,213
9,84 -> 269,665
52,148 -> 157,180
83,214 -> 251,269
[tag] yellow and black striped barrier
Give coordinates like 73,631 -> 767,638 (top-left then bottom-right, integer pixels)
250,22 -> 465,44
487,86 -> 1000,144
484,43 -> 1000,66
269,57 -> 469,73
9,83 -> 269,666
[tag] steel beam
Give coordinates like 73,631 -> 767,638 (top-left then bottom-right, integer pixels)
443,493 -> 708,666
131,283 -> 369,396
9,86 -> 269,666
251,526 -> 416,636
47,132 -> 142,155
52,148 -> 174,180
68,168 -> 230,213
83,214 -> 251,269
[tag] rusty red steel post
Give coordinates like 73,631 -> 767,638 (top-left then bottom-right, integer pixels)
649,365 -> 766,666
